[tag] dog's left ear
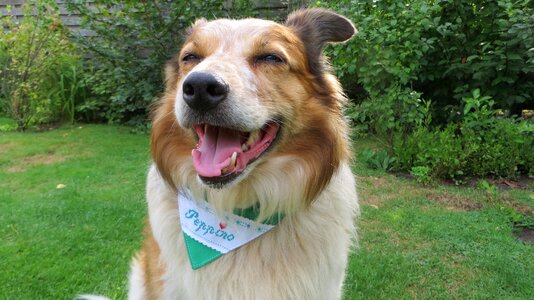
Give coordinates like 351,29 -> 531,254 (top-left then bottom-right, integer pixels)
286,8 -> 356,74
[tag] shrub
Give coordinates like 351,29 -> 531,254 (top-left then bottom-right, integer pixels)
394,125 -> 468,182
518,121 -> 534,177
359,148 -> 396,171
66,0 -> 253,126
347,85 -> 432,151
317,0 -> 533,181
319,0 -> 436,150
410,166 -> 432,185
419,0 -> 534,115
0,0 -> 80,130
320,0 -> 439,100
46,59 -> 90,124
460,90 -> 530,178
321,0 -> 533,118
394,90 -> 534,181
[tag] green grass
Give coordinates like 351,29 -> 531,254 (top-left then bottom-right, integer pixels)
1,124 -> 533,299
0,125 -> 149,299
345,142 -> 534,299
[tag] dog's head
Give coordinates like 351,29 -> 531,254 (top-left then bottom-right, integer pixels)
152,9 -> 355,218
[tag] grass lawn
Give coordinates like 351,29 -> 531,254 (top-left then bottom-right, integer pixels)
1,124 -> 533,299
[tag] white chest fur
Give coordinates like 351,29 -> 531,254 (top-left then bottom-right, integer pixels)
137,163 -> 358,300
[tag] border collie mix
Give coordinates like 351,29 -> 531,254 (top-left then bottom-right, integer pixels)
130,8 -> 358,300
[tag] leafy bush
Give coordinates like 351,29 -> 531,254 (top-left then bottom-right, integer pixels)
419,0 -> 534,114
321,0 -> 438,100
460,90 -> 531,178
321,0 -> 435,150
347,85 -> 432,150
0,0 -> 80,130
319,0 -> 533,181
321,0 -> 533,117
394,90 -> 534,181
66,0 -> 253,126
394,125 -> 468,182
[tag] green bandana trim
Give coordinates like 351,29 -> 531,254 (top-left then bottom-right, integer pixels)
183,233 -> 223,269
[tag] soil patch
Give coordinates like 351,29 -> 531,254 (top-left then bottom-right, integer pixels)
467,177 -> 534,191
396,172 -> 534,191
0,142 -> 14,155
358,175 -> 389,189
516,228 -> 534,245
500,194 -> 533,216
6,153 -> 69,173
425,192 -> 483,211
358,176 -> 392,208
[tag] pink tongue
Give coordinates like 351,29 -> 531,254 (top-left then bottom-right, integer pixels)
192,127 -> 242,177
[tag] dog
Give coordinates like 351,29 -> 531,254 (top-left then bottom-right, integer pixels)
129,8 -> 359,300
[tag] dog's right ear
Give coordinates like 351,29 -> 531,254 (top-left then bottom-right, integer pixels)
286,8 -> 356,77
286,8 -> 356,45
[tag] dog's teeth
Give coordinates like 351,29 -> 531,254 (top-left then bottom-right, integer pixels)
229,152 -> 237,170
204,124 -> 208,133
246,130 -> 261,146
241,144 -> 248,151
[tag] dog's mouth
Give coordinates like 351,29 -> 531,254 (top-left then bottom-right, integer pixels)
192,122 -> 280,186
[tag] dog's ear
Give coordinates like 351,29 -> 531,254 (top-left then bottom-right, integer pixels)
286,8 -> 356,75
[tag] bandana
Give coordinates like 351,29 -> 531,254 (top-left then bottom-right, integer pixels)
178,190 -> 283,269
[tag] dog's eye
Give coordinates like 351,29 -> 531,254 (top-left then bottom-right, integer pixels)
182,53 -> 201,62
255,54 -> 285,64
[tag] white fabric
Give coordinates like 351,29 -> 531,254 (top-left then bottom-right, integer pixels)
178,191 -> 275,253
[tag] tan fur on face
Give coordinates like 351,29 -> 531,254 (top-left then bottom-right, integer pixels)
151,11 -> 352,218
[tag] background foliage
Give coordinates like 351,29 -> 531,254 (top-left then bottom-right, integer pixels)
65,0 -> 253,126
420,0 -> 534,115
0,0 -> 82,130
320,0 -> 534,181
1,0 -> 532,180
322,0 -> 533,114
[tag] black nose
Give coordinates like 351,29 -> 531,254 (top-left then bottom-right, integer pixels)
182,72 -> 228,112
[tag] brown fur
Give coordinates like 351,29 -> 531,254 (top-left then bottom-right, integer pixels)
137,226 -> 165,299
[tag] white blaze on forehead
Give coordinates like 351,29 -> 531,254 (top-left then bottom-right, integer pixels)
192,19 -> 275,90
187,18 -> 280,89
197,18 -> 276,55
